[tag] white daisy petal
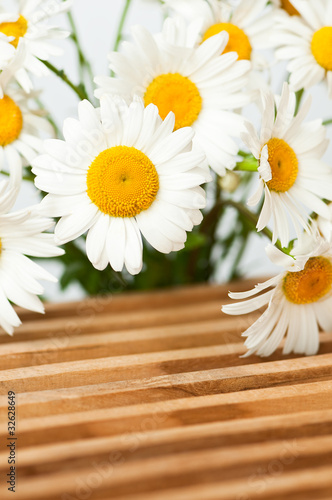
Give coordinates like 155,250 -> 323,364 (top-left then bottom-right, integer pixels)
86,214 -> 110,270
256,301 -> 289,357
304,305 -> 320,355
123,218 -> 143,275
136,209 -> 174,253
37,193 -> 89,217
228,275 -> 281,300
0,284 -> 21,329
0,268 -> 44,314
222,289 -> 274,315
315,297 -> 332,332
122,98 -> 145,147
247,180 -> 264,207
55,204 -> 99,244
149,127 -> 194,165
283,302 -> 300,355
106,217 -> 126,272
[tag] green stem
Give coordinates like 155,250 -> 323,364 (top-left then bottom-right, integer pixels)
187,175 -> 220,280
35,97 -> 61,136
294,88 -> 304,115
41,60 -> 89,101
323,118 -> 332,126
234,155 -> 259,172
113,0 -> 133,52
238,150 -> 249,157
227,174 -> 255,279
228,231 -> 250,281
67,11 -> 94,86
1,170 -> 34,182
22,175 -> 33,182
223,199 -> 286,253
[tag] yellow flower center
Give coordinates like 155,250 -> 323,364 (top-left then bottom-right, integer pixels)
202,22 -> 252,60
0,95 -> 23,147
86,146 -> 159,218
311,27 -> 332,72
283,257 -> 332,304
144,73 -> 202,130
281,0 -> 300,16
0,15 -> 28,48
264,138 -> 298,192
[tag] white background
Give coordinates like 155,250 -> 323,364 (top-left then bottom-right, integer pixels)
16,0 -> 332,301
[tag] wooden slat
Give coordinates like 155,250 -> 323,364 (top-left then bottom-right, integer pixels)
110,466 -> 332,500
1,409 -> 331,476
0,318 -> 248,369
6,436 -> 332,499
0,353 -> 332,416
16,280 -> 259,322
0,281 -> 331,500
1,380 -> 331,448
0,299 -> 247,345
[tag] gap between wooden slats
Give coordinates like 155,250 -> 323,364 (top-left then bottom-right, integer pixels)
0,300 -> 248,344
1,316 -> 332,371
0,316 -> 254,369
6,436 -> 332,500
2,279 -> 265,344
1,409 -> 331,477
0,380 -> 331,447
16,280 -> 260,323
103,465 -> 332,500
0,333 -> 331,394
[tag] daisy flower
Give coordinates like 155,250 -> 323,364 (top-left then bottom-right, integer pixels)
0,174 -> 64,335
94,19 -> 251,175
242,82 -> 332,247
32,97 -> 211,275
222,239 -> 332,357
0,48 -> 54,176
272,0 -> 332,97
0,0 -> 72,92
164,0 -> 276,67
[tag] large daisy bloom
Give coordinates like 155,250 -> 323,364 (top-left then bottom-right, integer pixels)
164,0 -> 277,68
0,0 -> 72,92
32,97 -> 211,275
0,177 -> 64,335
272,0 -> 332,97
94,19 -> 251,175
222,239 -> 332,357
242,82 -> 332,247
0,48 -> 54,176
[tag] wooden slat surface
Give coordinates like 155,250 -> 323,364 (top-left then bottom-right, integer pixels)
0,281 -> 331,500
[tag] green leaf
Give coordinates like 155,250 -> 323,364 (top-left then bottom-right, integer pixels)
182,232 -> 208,251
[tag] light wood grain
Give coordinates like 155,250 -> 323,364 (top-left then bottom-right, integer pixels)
0,281 -> 330,500
0,409 -> 330,476
7,436 -> 332,500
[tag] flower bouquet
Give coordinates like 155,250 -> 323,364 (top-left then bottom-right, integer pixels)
1,0 -> 332,358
